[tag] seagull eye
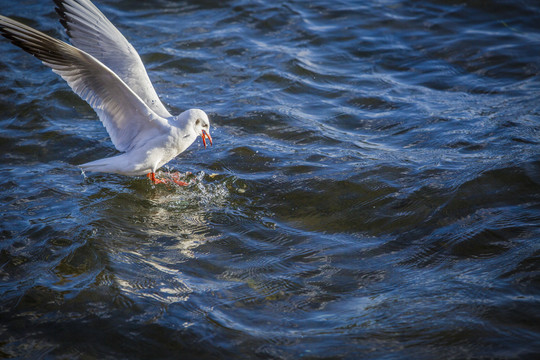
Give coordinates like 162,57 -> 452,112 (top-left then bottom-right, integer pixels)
195,118 -> 201,126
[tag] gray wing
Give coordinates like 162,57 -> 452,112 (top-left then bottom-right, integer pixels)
54,0 -> 172,118
0,15 -> 169,153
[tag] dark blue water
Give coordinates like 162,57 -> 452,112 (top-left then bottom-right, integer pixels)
1,0 -> 539,358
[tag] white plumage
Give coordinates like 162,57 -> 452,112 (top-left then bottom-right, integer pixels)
0,0 -> 212,185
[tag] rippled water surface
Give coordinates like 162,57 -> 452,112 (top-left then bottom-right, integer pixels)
1,0 -> 539,358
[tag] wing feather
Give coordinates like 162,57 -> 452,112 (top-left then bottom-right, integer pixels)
0,14 -> 169,152
53,0 -> 172,118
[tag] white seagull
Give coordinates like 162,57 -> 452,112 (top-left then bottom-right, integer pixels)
0,0 -> 212,185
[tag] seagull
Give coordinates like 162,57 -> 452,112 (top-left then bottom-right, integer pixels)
0,0 -> 212,185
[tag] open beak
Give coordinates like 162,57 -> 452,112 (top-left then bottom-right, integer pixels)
201,129 -> 213,149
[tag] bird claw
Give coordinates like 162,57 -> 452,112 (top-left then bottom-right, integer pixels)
147,172 -> 189,186
169,172 -> 189,186
172,179 -> 189,186
147,172 -> 168,185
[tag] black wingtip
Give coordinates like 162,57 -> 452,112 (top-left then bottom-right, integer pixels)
0,16 -> 71,65
53,0 -> 72,37
53,0 -> 66,19
59,18 -> 72,37
53,0 -> 65,11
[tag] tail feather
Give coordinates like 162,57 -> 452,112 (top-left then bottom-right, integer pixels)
78,154 -> 149,176
79,157 -> 116,173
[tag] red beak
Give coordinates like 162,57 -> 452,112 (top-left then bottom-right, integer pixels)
201,129 -> 213,149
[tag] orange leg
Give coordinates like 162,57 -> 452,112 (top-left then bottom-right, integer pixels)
170,172 -> 189,186
172,179 -> 189,186
147,172 -> 166,184
147,172 -> 188,186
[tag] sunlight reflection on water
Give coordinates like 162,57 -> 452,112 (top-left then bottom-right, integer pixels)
0,0 -> 539,358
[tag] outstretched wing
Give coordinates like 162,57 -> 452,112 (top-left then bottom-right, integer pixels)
0,15 -> 169,153
54,0 -> 172,118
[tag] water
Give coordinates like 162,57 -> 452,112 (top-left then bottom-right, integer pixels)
1,0 -> 539,358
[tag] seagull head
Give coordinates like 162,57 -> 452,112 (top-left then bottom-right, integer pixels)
186,109 -> 212,149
